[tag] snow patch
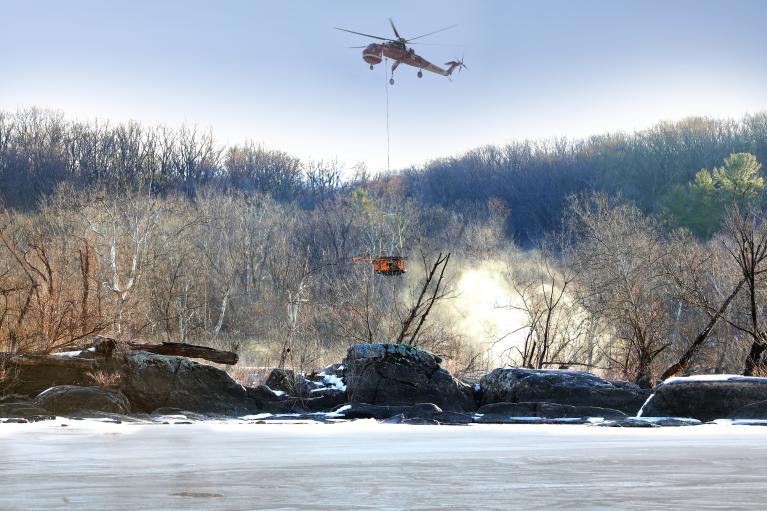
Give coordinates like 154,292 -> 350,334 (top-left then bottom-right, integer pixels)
636,394 -> 654,417
240,413 -> 273,420
663,374 -> 767,385
321,374 -> 346,391
56,350 -> 82,357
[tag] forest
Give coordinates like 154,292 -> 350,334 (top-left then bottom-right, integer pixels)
2,107 -> 767,388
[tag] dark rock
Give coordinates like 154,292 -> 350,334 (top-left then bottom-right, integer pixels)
1,360 -> 94,397
343,344 -> 475,412
429,411 -> 474,425
150,407 -> 211,421
332,402 -> 443,420
480,368 -> 650,414
304,388 -> 347,411
33,385 -> 130,416
247,384 -> 287,402
474,414 -> 589,425
610,380 -> 643,391
263,368 -> 312,397
69,411 -> 153,424
119,351 -> 260,415
730,399 -> 767,419
0,393 -> 30,404
251,413 -> 332,423
597,417 -> 701,427
382,414 -> 440,425
641,376 -> 767,422
477,401 -> 627,419
0,401 -> 55,422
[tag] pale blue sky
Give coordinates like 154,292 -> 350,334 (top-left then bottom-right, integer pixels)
2,0 -> 766,171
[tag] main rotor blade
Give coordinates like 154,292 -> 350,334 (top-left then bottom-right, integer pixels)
406,24 -> 458,42
408,42 -> 460,47
335,27 -> 392,41
389,18 -> 402,39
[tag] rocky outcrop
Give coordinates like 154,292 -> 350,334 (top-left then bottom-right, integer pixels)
118,351 -> 259,415
0,401 -> 56,422
477,401 -> 627,419
33,385 -> 130,416
342,344 -> 475,412
480,368 -> 649,415
640,376 -> 767,422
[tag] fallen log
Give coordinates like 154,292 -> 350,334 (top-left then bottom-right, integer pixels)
127,342 -> 238,365
0,353 -> 97,370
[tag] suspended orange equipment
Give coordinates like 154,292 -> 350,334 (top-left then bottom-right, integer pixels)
353,256 -> 407,276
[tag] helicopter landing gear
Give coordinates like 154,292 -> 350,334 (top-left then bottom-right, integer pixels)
389,78 -> 395,85
417,70 -> 423,78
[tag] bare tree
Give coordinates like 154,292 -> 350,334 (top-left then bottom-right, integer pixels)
570,195 -> 674,387
85,187 -> 160,340
659,231 -> 745,379
720,208 -> 767,375
396,252 -> 451,347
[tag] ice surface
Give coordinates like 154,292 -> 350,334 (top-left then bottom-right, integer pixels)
3,421 -> 767,509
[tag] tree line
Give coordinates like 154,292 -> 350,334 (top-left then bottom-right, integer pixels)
1,107 -> 767,387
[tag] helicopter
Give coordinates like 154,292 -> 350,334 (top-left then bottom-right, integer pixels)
335,18 -> 466,85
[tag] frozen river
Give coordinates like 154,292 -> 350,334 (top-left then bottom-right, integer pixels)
2,420 -> 767,510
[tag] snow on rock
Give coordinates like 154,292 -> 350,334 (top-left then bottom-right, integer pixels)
320,374 -> 346,391
663,374 -> 766,385
54,347 -> 96,358
56,350 -> 83,357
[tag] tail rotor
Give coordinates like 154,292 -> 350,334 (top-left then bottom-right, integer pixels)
445,55 -> 467,76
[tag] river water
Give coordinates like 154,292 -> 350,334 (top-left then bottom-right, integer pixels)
1,420 -> 766,510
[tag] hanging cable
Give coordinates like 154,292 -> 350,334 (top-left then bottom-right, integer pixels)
384,57 -> 391,173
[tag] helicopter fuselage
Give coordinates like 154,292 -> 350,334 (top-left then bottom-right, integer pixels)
362,42 -> 454,77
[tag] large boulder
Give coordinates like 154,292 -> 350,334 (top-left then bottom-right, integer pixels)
480,368 -> 650,415
118,351 -> 260,415
640,375 -> 767,422
33,385 -> 130,416
342,344 -> 475,412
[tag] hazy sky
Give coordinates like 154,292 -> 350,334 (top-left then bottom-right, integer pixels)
2,0 -> 766,172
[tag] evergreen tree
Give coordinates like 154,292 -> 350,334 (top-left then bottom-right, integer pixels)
665,153 -> 763,238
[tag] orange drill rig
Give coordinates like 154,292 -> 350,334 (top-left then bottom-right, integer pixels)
352,256 -> 407,276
